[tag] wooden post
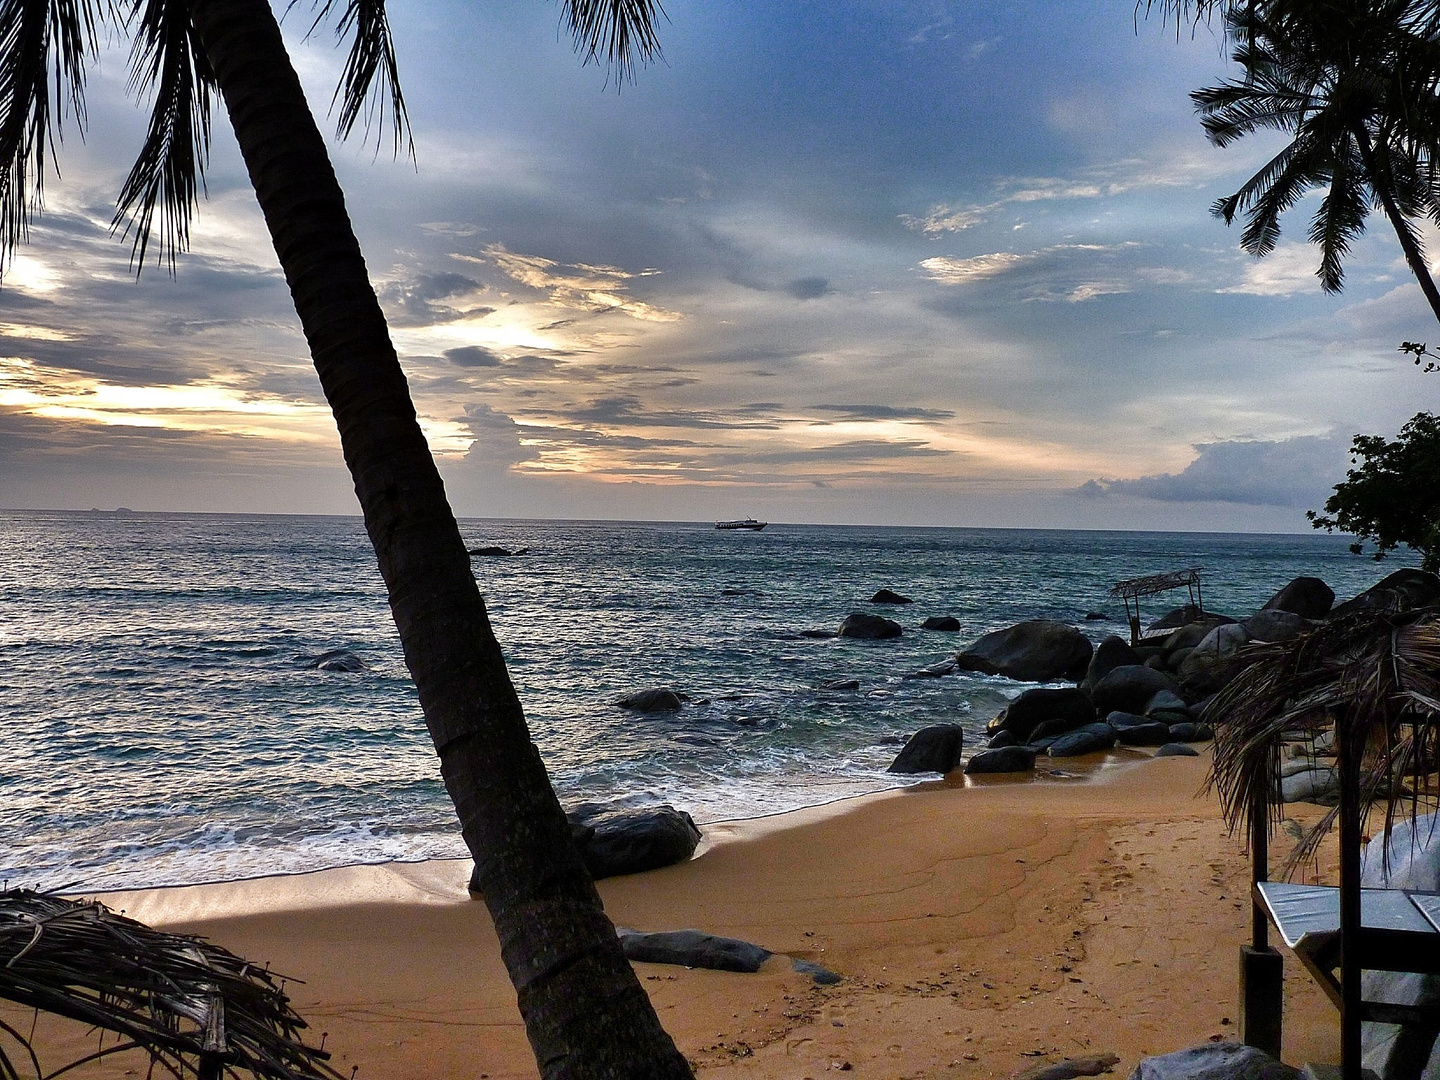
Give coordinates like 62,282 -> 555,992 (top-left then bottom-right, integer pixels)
1241,748 -> 1283,1058
1338,716 -> 1363,1080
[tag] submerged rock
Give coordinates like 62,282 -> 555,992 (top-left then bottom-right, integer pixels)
955,620 -> 1093,683
838,612 -> 903,639
571,804 -> 703,879
923,615 -> 961,631
887,724 -> 965,774
617,688 -> 686,712
902,659 -> 957,679
871,588 -> 913,605
467,545 -> 528,557
818,678 -> 860,691
309,648 -> 364,673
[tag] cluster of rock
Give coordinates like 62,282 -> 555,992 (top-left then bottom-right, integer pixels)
793,588 -> 964,640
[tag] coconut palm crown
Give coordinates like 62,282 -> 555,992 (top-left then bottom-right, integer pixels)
1190,0 -> 1440,321
0,1 -> 691,1078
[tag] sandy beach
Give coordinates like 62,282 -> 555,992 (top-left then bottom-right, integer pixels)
11,751 -> 1339,1079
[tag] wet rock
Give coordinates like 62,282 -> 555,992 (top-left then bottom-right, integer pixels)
903,659 -> 957,679
871,588 -> 913,605
572,805 -> 703,879
955,620 -> 1093,683
1106,710 -> 1151,728
819,678 -> 860,691
1166,721 -> 1214,743
1048,722 -> 1117,757
986,729 -> 1019,749
468,545 -> 528,557
309,648 -> 364,673
1243,609 -> 1309,643
838,613 -> 903,639
1146,605 -> 1204,633
887,724 -> 965,774
1145,689 -> 1190,716
1129,1042 -> 1301,1080
1148,708 -> 1193,727
1082,636 -> 1143,691
1114,722 -> 1171,746
1090,665 -> 1177,717
1084,611 -> 1112,621
991,686 -> 1096,742
617,688 -> 686,712
800,629 -> 838,639
923,616 -> 961,631
965,745 -> 1038,774
1154,743 -> 1200,757
617,928 -> 771,972
1262,576 -> 1334,619
1332,568 -> 1440,619
792,958 -> 843,985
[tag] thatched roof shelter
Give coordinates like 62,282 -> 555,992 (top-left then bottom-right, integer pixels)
0,890 -> 343,1080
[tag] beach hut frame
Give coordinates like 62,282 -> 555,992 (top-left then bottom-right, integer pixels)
1204,608 -> 1440,1080
1108,568 -> 1204,645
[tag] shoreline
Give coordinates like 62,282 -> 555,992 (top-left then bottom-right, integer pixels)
17,749 -> 1342,1080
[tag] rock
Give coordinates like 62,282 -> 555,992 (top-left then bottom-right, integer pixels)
1144,689 -> 1189,716
1082,636 -> 1143,691
991,687 -> 1096,742
572,805 -> 702,879
1048,722 -> 1117,757
1154,742 -> 1200,757
617,688 -> 686,712
903,659 -> 957,679
1243,609 -> 1309,643
838,612 -> 903,639
1362,813 -> 1440,1080
1146,604 -> 1204,632
1106,711 -> 1152,728
309,648 -> 364,672
819,678 -> 860,691
1016,1053 -> 1120,1080
1143,655 -> 1168,672
1114,722 -> 1171,746
1332,568 -> 1440,619
987,729 -> 1019,749
955,620 -> 1094,683
923,616 -> 961,631
1262,576 -> 1335,619
468,545 -> 529,557
964,745 -> 1038,774
1166,721 -> 1214,743
792,958 -> 842,985
1178,623 -> 1250,681
1281,766 -> 1340,804
800,629 -> 838,639
887,724 -> 965,774
1084,611 -> 1111,621
1128,1042 -> 1301,1080
1168,646 -> 1194,671
1162,621 -> 1223,653
1090,665 -> 1177,717
1148,708 -> 1193,727
871,588 -> 913,605
616,928 -> 771,972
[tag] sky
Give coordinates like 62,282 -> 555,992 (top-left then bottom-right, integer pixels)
1,0 -> 1436,530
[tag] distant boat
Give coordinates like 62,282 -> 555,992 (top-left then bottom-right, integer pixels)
716,518 -> 767,531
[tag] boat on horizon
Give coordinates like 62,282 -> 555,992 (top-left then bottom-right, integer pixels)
715,518 -> 767,531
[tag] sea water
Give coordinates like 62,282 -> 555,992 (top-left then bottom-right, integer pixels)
0,511 -> 1409,891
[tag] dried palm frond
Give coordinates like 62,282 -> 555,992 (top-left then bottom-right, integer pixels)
1204,605 -> 1440,877
0,889 -> 343,1080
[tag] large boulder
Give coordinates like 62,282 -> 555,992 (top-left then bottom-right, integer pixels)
1146,604 -> 1203,632
871,588 -> 913,605
1362,814 -> 1440,1080
839,612 -> 903,639
990,687 -> 1096,742
1129,1043 -> 1301,1080
1178,623 -> 1250,678
617,929 -> 771,973
1114,721 -> 1171,746
1279,766 -> 1339,804
309,648 -> 364,672
923,615 -> 961,631
955,620 -> 1093,683
617,688 -> 686,712
572,805 -> 703,880
1047,722 -> 1117,757
1082,636 -> 1142,691
1333,569 -> 1440,619
1090,665 -> 1177,717
964,745 -> 1038,774
1242,609 -> 1309,643
887,724 -> 965,774
1262,576 -> 1335,619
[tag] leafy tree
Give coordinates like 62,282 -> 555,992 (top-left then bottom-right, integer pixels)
0,0 -> 693,1077
1309,412 -> 1440,570
1190,0 -> 1440,320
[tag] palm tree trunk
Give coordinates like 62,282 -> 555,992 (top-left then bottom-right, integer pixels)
1353,124 -> 1440,326
182,1 -> 693,1075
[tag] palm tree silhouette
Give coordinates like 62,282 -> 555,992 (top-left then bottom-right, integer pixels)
1191,0 -> 1440,321
0,0 -> 692,1076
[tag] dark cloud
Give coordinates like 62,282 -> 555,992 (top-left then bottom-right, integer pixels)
1080,437 -> 1349,508
378,272 -> 492,327
445,345 -> 503,367
808,404 -> 956,422
786,276 -> 832,300
554,395 -> 782,430
460,403 -> 537,470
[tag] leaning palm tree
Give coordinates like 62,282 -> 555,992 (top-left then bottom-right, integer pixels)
0,1 -> 692,1077
1190,0 -> 1440,322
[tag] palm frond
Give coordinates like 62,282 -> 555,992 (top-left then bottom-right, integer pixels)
0,0 -> 99,278
561,0 -> 665,84
1309,137 -> 1369,291
112,0 -> 217,275
310,0 -> 411,156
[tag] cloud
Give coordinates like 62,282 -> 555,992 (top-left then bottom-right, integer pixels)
444,345 -> 503,367
1080,436 -> 1349,507
469,244 -> 682,323
554,394 -> 782,431
460,403 -> 538,469
1218,243 -> 1322,297
378,271 -> 493,328
901,204 -> 985,235
920,252 -> 1028,284
786,276 -> 832,300
808,404 -> 955,422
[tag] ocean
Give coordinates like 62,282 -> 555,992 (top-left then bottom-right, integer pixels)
0,511 -> 1409,892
